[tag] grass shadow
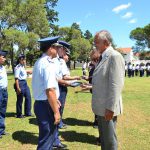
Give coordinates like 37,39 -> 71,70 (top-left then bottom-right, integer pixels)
29,118 -> 38,126
60,130 -> 97,145
63,118 -> 93,126
6,112 -> 16,117
12,130 -> 38,145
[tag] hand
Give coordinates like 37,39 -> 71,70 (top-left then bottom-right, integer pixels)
80,84 -> 92,90
65,81 -> 71,86
54,111 -> 61,125
16,88 -> 21,95
75,76 -> 81,80
57,100 -> 61,109
104,109 -> 114,121
81,75 -> 89,80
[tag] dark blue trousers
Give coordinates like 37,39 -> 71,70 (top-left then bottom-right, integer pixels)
53,85 -> 67,146
16,80 -> 31,116
34,100 -> 56,150
0,88 -> 8,136
58,84 -> 67,128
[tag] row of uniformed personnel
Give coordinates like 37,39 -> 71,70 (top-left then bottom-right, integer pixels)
0,51 -> 33,139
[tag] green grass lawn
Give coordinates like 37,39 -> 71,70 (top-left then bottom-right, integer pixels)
0,69 -> 150,150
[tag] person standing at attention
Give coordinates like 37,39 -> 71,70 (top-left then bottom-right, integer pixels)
14,54 -> 32,118
0,50 -> 9,138
92,30 -> 125,150
32,36 -> 61,150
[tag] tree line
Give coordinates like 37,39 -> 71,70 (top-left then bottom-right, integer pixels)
0,0 -> 94,71
1,0 -> 149,71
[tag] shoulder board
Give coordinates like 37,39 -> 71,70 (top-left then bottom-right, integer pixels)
47,57 -> 54,63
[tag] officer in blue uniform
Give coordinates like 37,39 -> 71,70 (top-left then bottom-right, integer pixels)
52,42 -> 70,149
53,41 -> 80,149
0,50 -> 8,138
57,41 -> 71,129
32,36 -> 62,150
14,54 -> 32,118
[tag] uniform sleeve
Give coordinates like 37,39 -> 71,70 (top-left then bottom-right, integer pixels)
106,54 -> 125,112
43,64 -> 57,90
14,67 -> 20,78
61,61 -> 69,76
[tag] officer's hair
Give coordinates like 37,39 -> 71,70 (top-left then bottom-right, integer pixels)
40,44 -> 50,53
90,49 -> 100,63
96,30 -> 113,45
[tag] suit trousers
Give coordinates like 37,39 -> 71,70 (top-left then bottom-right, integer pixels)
97,116 -> 117,150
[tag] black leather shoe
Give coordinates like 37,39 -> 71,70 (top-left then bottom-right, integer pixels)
1,132 -> 10,136
93,121 -> 98,128
96,137 -> 101,145
59,124 -> 67,129
24,114 -> 34,117
53,143 -> 67,149
16,115 -> 25,118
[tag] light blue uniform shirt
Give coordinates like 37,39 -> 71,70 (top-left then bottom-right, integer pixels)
53,56 -> 69,80
62,60 -> 70,76
32,54 -> 59,100
0,65 -> 8,89
14,64 -> 27,80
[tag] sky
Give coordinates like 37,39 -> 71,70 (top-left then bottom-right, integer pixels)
55,0 -> 150,48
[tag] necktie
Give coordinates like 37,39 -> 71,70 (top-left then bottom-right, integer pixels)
98,55 -> 102,64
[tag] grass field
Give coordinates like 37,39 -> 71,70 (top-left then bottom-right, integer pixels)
0,68 -> 150,150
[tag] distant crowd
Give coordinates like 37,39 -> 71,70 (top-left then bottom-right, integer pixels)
125,62 -> 150,77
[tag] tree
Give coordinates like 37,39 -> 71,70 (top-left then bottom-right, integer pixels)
130,24 -> 150,51
70,38 -> 91,69
0,0 -> 59,71
71,22 -> 83,37
84,30 -> 93,39
45,0 -> 59,35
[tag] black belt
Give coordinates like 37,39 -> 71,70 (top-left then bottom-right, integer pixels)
0,87 -> 7,91
35,100 -> 48,102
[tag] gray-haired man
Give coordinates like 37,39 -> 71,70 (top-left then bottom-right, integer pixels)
92,30 -> 125,150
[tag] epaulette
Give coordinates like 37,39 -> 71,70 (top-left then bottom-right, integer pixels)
15,64 -> 21,69
47,57 -> 54,63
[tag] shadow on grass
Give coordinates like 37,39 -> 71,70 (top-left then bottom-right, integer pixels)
60,131 -> 97,145
6,112 -> 16,117
12,130 -> 38,145
29,118 -> 38,126
63,118 -> 93,126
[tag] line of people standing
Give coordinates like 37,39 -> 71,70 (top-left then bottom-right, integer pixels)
0,51 -> 33,139
125,62 -> 150,77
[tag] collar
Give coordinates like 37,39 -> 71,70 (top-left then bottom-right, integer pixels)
0,65 -> 3,69
101,46 -> 112,58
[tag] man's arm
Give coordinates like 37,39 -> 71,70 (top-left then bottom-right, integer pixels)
63,75 -> 81,80
46,88 -> 60,125
15,78 -> 21,95
105,54 -> 125,120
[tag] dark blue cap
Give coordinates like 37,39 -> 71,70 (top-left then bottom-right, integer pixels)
18,54 -> 25,59
0,50 -> 8,57
58,41 -> 70,49
38,36 -> 61,51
